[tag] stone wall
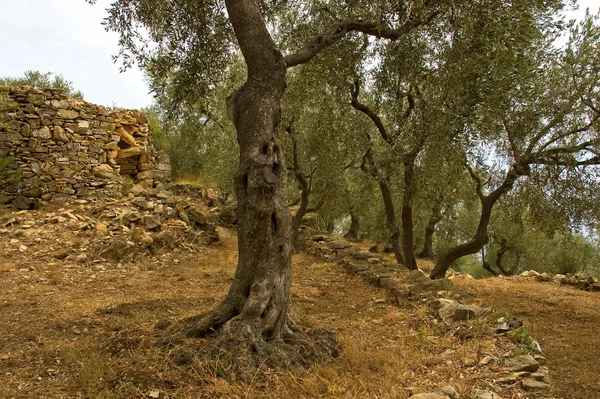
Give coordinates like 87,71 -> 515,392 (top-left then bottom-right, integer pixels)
0,86 -> 170,206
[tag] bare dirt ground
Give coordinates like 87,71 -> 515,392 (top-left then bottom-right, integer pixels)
455,276 -> 600,399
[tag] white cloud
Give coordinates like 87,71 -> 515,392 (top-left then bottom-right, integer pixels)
0,0 -> 153,109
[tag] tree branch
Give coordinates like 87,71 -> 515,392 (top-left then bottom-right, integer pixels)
465,162 -> 485,200
284,11 -> 440,68
351,80 -> 393,145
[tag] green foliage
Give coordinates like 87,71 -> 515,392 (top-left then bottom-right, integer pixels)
507,326 -> 541,354
92,0 -> 600,280
144,60 -> 242,190
0,70 -> 83,99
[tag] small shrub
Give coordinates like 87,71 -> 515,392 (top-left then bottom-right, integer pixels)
507,326 -> 542,354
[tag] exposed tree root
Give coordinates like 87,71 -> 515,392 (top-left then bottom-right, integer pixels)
155,308 -> 338,381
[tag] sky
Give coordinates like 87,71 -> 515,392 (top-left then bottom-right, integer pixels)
0,1 -> 598,110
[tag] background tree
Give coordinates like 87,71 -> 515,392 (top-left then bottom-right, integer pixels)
430,11 -> 600,278
0,70 -> 84,99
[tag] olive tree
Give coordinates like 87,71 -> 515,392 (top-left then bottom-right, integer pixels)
89,0 -> 444,374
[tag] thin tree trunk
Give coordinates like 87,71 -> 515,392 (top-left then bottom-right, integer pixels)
325,219 -> 335,234
287,126 -> 310,246
378,178 -> 406,265
345,206 -> 360,240
481,247 -> 498,276
494,240 -> 511,276
417,194 -> 443,259
401,157 -> 418,270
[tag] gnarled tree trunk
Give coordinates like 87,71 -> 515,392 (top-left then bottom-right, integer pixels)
430,165 -> 527,279
158,0 -> 337,377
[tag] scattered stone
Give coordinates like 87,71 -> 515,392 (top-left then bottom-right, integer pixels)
353,250 -> 372,260
0,193 -> 12,205
330,240 -> 351,249
531,372 -> 548,382
471,389 -> 502,399
12,195 -> 33,210
132,228 -> 153,245
505,354 -> 539,373
337,246 -> 360,258
441,385 -> 459,399
495,374 -> 517,384
100,239 -> 136,262
22,187 -> 43,198
521,378 -> 551,391
496,321 -> 511,334
534,354 -> 547,366
410,394 -> 446,399
431,298 -> 457,312
133,198 -> 155,211
129,184 -> 151,196
143,215 -> 162,231
438,303 -> 487,321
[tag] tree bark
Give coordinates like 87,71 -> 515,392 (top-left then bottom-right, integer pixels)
417,194 -> 443,259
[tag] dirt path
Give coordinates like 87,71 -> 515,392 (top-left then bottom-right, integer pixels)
455,276 -> 600,399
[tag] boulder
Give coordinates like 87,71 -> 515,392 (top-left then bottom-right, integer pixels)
143,214 -> 162,231
438,303 -> 486,321
100,239 -> 136,262
12,195 -> 33,210
22,187 -> 43,198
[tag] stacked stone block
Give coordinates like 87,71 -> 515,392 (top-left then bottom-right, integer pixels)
0,86 -> 170,203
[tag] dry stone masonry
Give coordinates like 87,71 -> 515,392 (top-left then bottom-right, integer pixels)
0,86 -> 170,207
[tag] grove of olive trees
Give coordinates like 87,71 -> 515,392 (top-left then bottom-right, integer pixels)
88,0 -> 600,376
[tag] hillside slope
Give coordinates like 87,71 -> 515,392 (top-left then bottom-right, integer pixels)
454,276 -> 600,399
1,199 -> 599,398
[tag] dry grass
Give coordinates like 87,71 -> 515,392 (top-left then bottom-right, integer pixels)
0,229 -> 576,398
455,276 -> 600,399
